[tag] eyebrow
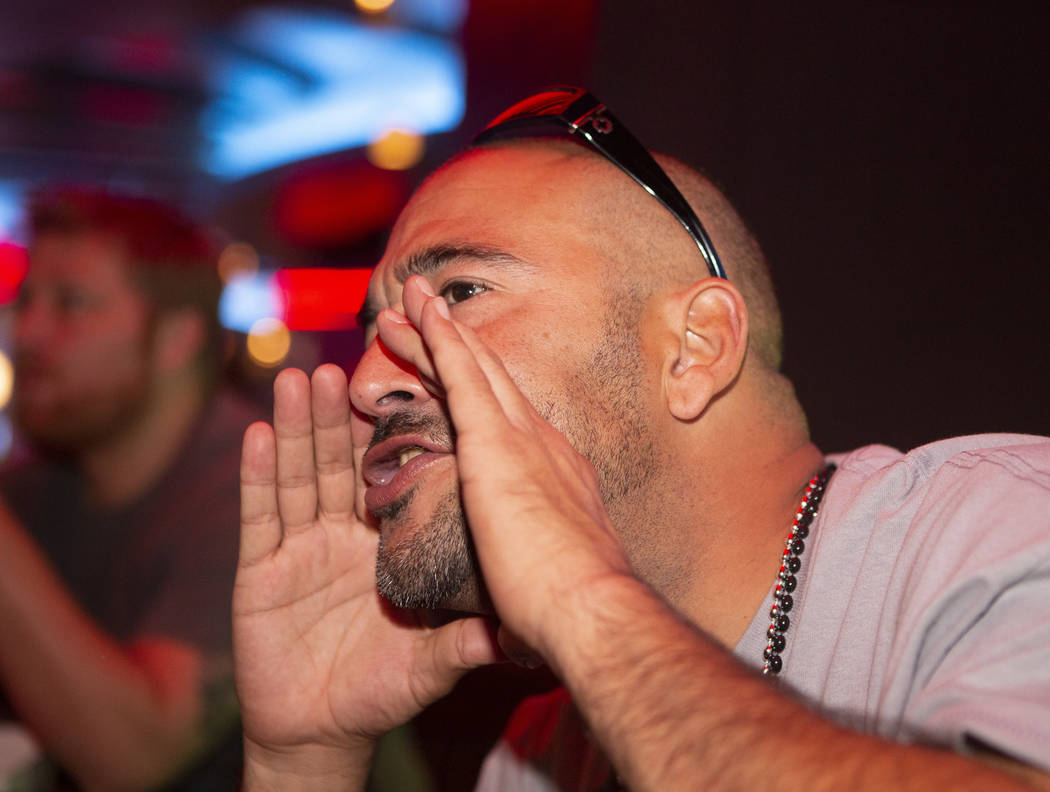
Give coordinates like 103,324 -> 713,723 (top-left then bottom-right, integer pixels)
356,243 -> 534,330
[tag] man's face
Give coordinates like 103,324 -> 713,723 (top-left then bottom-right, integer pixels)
349,147 -> 664,612
12,231 -> 154,452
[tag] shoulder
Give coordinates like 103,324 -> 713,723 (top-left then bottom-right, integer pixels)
826,433 -> 1050,541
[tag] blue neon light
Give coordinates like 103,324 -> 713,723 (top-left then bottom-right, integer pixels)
0,183 -> 25,242
202,8 -> 465,180
219,271 -> 283,333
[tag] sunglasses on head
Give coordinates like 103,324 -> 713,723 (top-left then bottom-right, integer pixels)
472,86 -> 726,280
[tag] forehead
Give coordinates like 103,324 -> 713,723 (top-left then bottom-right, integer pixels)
28,231 -> 133,288
365,147 -> 612,306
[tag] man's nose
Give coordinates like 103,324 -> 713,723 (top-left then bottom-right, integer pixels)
348,336 -> 433,418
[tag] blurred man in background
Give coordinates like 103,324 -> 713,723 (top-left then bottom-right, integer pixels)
0,188 -> 259,790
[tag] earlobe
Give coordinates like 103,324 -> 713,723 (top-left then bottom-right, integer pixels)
664,280 -> 748,421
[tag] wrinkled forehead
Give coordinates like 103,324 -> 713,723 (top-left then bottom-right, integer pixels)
360,146 -> 613,324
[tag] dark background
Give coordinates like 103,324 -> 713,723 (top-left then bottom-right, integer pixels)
586,2 -> 1049,453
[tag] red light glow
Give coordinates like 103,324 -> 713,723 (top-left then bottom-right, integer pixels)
0,242 -> 28,304
276,268 -> 372,331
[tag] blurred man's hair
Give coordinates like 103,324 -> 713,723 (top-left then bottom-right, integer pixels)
29,186 -> 225,383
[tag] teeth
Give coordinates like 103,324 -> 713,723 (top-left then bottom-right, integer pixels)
398,447 -> 425,467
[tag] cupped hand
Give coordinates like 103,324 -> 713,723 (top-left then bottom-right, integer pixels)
233,364 -> 501,780
374,277 -> 636,668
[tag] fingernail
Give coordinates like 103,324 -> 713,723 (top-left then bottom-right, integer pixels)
432,297 -> 451,319
415,277 -> 437,297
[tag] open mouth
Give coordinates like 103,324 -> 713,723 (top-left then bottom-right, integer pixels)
362,436 -> 453,512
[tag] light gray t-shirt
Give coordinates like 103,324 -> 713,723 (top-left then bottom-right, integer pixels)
477,434 -> 1050,790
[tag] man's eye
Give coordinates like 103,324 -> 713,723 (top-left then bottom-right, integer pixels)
440,280 -> 488,305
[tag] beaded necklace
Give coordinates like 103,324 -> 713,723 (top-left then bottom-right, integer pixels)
762,463 -> 836,675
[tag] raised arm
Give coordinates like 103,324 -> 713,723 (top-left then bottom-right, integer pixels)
233,364 -> 501,792
381,276 -> 1050,792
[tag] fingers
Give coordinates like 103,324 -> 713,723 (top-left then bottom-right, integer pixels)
429,617 -> 504,678
309,365 -> 355,521
239,421 -> 281,567
403,277 -> 537,427
273,368 -> 319,535
374,310 -> 444,398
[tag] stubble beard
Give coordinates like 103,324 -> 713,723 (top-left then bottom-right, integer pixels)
374,486 -> 481,610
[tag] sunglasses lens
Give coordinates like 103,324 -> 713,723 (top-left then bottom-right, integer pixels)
482,87 -> 582,130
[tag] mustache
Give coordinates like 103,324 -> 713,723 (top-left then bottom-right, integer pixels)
367,410 -> 456,454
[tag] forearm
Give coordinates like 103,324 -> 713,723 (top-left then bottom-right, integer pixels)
0,511 -> 205,789
547,574 -> 1035,792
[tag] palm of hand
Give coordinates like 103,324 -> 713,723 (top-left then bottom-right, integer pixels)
234,365 -> 499,757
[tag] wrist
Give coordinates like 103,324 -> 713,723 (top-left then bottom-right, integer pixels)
242,737 -> 375,792
537,571 -> 661,678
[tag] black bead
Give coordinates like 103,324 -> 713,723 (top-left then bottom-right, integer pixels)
771,633 -> 786,652
787,556 -> 801,573
795,524 -> 809,539
791,538 -> 805,555
763,645 -> 775,660
775,615 -> 790,632
783,575 -> 797,592
798,511 -> 814,528
770,604 -> 780,619
767,655 -> 783,674
779,594 -> 793,612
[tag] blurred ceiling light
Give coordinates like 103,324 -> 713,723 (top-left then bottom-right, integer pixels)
219,271 -> 283,334
247,318 -> 292,368
357,0 -> 397,13
217,241 -> 260,283
203,8 -> 464,179
0,351 -> 13,411
367,128 -> 424,170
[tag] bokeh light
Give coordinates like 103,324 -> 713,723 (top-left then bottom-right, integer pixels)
356,0 -> 396,12
0,351 -> 13,411
367,129 -> 424,170
246,318 -> 292,368
217,241 -> 260,283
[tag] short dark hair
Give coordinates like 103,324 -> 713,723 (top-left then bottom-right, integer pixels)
28,187 -> 224,379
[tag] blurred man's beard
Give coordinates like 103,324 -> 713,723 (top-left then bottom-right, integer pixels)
374,487 -> 482,610
12,366 -> 151,455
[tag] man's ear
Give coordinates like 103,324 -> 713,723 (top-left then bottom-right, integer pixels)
152,308 -> 206,375
663,279 -> 748,421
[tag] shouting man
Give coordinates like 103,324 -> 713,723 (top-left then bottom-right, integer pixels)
234,88 -> 1050,791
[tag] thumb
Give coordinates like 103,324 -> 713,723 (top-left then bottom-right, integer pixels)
427,616 -> 506,686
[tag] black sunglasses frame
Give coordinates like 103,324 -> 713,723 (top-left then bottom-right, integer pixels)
472,86 -> 726,280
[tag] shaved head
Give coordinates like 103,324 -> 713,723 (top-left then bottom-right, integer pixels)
459,139 -> 784,372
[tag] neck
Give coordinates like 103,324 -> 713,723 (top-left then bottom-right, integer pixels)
79,374 -> 207,508
651,381 -> 826,649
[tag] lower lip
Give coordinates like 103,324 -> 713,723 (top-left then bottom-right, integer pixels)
364,452 -> 452,512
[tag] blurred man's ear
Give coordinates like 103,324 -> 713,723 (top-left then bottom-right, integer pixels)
152,308 -> 206,376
